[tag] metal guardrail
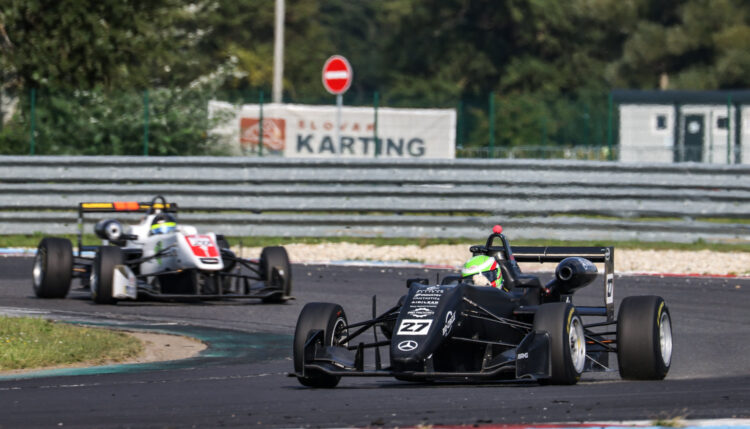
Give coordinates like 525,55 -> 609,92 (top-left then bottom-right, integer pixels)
1,156 -> 748,243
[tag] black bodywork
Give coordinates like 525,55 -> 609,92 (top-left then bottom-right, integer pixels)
297,230 -> 615,382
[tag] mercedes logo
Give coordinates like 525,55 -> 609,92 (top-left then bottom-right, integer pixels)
397,340 -> 418,352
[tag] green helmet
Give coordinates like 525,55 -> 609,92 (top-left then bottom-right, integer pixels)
461,255 -> 503,288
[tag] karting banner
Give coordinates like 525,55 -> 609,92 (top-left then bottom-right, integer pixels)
208,101 -> 455,159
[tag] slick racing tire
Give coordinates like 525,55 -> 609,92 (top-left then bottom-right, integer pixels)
260,246 -> 291,303
90,246 -> 123,305
216,235 -> 236,272
293,303 -> 348,388
533,302 -> 586,385
617,295 -> 672,380
216,235 -> 230,250
32,237 -> 73,298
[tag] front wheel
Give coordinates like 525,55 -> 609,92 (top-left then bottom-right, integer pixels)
533,302 -> 586,385
32,237 -> 73,298
90,246 -> 123,305
260,246 -> 291,303
617,295 -> 672,380
293,303 -> 348,388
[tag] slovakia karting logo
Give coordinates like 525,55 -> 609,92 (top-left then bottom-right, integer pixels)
185,235 -> 219,258
240,118 -> 286,153
397,340 -> 418,352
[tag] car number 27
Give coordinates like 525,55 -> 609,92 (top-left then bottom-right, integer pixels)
397,319 -> 433,335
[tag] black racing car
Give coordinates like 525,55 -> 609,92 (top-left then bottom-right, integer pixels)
292,226 -> 673,387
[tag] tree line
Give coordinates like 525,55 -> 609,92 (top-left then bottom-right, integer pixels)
1,0 -> 748,155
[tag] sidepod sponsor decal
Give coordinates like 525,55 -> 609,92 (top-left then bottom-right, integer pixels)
407,307 -> 434,318
442,311 -> 455,336
397,340 -> 418,352
184,235 -> 219,258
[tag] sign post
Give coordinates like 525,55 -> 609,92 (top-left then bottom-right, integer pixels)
322,55 -> 353,152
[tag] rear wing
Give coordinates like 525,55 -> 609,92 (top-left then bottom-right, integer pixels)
471,229 -> 615,321
76,200 -> 178,256
512,246 -> 614,321
79,201 -> 177,214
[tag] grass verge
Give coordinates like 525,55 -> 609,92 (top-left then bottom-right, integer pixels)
0,317 -> 143,371
227,236 -> 750,252
1,233 -> 749,253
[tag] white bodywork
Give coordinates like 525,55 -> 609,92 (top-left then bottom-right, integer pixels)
112,265 -> 138,299
107,213 -> 224,299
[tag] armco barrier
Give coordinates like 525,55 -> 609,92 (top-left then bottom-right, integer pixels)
0,156 -> 748,243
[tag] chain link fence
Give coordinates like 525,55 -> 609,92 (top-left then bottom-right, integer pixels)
0,87 -> 746,163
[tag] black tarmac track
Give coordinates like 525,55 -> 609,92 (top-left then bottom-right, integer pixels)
1,256 -> 749,428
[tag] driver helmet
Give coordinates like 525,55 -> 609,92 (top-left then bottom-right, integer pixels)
461,255 -> 503,289
150,213 -> 177,235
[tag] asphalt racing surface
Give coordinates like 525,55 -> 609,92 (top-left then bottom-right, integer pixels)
1,256 -> 749,428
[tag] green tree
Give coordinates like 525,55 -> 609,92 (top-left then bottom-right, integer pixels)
0,0 -> 211,90
610,0 -> 750,89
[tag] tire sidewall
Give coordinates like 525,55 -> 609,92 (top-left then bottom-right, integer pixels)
91,247 -> 121,305
533,302 -> 584,384
32,237 -> 73,298
260,246 -> 291,300
32,243 -> 47,296
617,295 -> 671,380
655,302 -> 672,371
293,302 -> 347,387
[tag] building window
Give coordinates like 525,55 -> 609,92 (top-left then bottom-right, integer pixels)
716,116 -> 728,130
655,114 -> 668,130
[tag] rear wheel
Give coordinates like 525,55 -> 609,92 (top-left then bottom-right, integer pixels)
260,246 -> 291,303
293,303 -> 348,388
32,238 -> 73,298
90,246 -> 123,305
533,302 -> 586,385
617,295 -> 672,380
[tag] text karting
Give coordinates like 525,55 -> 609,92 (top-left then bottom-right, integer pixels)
296,135 -> 426,157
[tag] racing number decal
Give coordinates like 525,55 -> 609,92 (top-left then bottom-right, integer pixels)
397,319 -> 433,335
606,273 -> 614,305
185,235 -> 219,258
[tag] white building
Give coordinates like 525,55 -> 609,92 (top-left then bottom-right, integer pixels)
613,90 -> 750,164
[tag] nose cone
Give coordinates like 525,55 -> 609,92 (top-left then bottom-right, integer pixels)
391,339 -> 426,372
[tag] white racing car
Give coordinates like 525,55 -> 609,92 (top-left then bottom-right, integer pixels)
32,196 -> 292,304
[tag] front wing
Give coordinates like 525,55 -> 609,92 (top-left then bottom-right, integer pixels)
296,328 -> 552,381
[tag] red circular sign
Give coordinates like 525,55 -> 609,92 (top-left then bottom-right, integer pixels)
322,55 -> 353,95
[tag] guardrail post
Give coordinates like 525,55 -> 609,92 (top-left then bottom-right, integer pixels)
456,100 -> 463,151
607,92 -> 614,161
29,88 -> 36,155
142,89 -> 149,156
488,92 -> 495,158
727,95 -> 732,165
374,91 -> 379,157
583,102 -> 590,148
259,90 -> 264,157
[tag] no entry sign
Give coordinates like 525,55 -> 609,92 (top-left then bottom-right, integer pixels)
322,55 -> 353,95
